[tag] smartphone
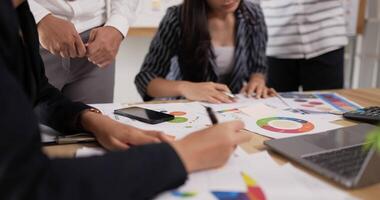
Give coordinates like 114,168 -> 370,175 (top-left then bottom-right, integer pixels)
114,106 -> 174,124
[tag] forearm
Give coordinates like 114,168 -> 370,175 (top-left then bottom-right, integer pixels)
34,143 -> 187,200
35,85 -> 91,134
146,78 -> 189,98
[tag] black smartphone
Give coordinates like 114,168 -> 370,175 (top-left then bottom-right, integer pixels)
114,106 -> 174,124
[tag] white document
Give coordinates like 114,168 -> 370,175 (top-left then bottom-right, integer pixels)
201,94 -> 287,112
155,151 -> 322,200
118,102 -> 213,139
239,103 -> 342,139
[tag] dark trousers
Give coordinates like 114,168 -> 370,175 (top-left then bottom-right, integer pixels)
267,48 -> 344,92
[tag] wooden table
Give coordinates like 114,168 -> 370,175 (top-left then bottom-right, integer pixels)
43,88 -> 380,200
128,27 -> 157,37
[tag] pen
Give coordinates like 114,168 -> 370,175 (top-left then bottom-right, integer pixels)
42,134 -> 96,146
206,106 -> 219,125
276,93 -> 306,114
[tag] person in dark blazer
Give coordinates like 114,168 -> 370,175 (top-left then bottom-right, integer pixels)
135,0 -> 276,103
0,1 -> 251,199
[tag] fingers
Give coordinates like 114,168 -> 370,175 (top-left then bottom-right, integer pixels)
125,130 -> 161,145
221,121 -> 250,144
207,96 -> 222,104
262,87 -> 268,98
269,88 -> 277,96
232,131 -> 252,144
240,85 -> 247,95
68,42 -> 77,58
224,120 -> 245,132
74,34 -> 86,57
146,131 -> 176,143
246,83 -> 258,97
214,83 -> 231,93
212,92 -> 233,103
88,29 -> 97,44
107,137 -> 130,151
255,85 -> 265,99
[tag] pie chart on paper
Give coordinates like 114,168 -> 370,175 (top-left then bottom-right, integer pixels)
256,117 -> 315,134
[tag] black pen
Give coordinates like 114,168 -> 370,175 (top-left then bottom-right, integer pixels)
206,106 -> 218,125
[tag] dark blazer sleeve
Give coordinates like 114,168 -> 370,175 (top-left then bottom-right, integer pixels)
0,60 -> 187,200
14,1 -> 91,134
134,6 -> 181,101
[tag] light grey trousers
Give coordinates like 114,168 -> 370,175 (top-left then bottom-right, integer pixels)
40,29 -> 115,104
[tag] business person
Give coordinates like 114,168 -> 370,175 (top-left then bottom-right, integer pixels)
135,0 -> 276,103
29,0 -> 139,103
0,1 -> 251,199
260,0 -> 348,92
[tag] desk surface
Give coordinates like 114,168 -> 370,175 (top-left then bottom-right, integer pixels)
43,88 -> 380,200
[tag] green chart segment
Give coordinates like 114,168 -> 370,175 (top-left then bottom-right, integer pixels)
169,117 -> 189,123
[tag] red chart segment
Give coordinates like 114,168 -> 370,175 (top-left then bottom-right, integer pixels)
257,117 -> 315,134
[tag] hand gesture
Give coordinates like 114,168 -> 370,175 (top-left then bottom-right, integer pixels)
81,112 -> 174,150
240,73 -> 276,98
180,82 -> 235,104
172,121 -> 250,172
37,14 -> 86,58
86,26 -> 123,68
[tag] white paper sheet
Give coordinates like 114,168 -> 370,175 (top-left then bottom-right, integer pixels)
238,103 -> 342,139
117,102 -> 212,139
200,94 -> 287,112
155,151 -> 318,200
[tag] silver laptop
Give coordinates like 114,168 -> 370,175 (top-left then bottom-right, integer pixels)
264,123 -> 380,188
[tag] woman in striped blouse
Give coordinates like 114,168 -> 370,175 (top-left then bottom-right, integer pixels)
260,0 -> 348,92
135,0 -> 276,103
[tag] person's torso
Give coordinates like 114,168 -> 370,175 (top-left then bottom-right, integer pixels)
173,3 -> 266,92
32,0 -> 107,33
260,0 -> 348,59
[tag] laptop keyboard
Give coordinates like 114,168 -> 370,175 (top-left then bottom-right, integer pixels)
302,144 -> 368,179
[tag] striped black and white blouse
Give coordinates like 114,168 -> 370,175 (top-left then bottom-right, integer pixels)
135,1 -> 268,101
258,0 -> 348,59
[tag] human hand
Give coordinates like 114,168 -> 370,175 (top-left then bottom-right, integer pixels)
86,26 -> 123,68
179,81 -> 235,104
240,73 -> 276,99
171,121 -> 250,173
37,14 -> 86,58
80,111 -> 174,150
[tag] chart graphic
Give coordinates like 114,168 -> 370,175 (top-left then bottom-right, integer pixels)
256,117 -> 315,134
212,172 -> 266,200
316,94 -> 361,112
168,111 -> 189,123
171,191 -> 197,198
217,108 -> 240,114
280,93 -> 317,99
170,111 -> 187,116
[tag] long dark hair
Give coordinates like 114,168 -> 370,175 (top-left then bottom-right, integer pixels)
179,0 -> 255,82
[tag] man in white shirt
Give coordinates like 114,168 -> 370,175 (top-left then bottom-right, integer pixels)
258,0 -> 348,92
29,0 -> 139,103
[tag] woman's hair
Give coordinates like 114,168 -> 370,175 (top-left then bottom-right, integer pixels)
179,0 -> 255,82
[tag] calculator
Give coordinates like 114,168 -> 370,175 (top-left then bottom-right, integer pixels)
343,107 -> 380,124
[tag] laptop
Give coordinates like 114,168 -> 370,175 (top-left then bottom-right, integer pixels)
264,123 -> 380,188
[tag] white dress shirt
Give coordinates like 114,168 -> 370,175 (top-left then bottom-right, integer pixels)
29,0 -> 140,37
257,0 -> 348,59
